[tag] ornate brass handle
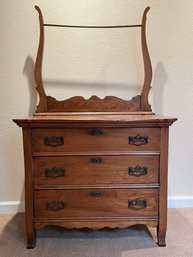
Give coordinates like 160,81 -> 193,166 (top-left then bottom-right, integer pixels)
128,199 -> 146,210
91,157 -> 102,163
128,166 -> 148,177
45,167 -> 65,178
44,136 -> 64,146
91,129 -> 103,136
46,201 -> 65,211
90,191 -> 102,197
128,135 -> 148,146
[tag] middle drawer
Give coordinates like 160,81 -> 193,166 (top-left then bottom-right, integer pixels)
33,155 -> 159,187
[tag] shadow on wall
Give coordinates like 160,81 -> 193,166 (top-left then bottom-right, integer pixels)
22,56 -> 141,106
43,78 -> 141,102
152,62 -> 168,115
19,56 -> 37,211
22,56 -> 155,110
23,56 -> 37,115
43,79 -> 139,91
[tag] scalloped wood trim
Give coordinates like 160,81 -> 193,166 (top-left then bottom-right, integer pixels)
47,95 -> 141,112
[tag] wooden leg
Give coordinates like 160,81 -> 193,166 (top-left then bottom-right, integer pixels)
26,229 -> 36,249
22,128 -> 36,249
157,225 -> 166,247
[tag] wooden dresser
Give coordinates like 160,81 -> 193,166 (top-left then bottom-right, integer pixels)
13,6 -> 176,248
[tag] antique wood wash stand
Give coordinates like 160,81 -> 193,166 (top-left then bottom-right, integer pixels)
13,6 -> 177,248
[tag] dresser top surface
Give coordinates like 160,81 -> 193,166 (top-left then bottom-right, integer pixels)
13,114 -> 177,128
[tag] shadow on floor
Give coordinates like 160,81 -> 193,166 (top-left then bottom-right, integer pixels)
0,213 -> 159,256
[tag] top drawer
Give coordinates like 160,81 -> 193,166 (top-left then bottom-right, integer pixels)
32,128 -> 160,153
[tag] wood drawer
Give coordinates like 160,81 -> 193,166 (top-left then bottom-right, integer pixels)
32,128 -> 160,153
33,156 -> 159,187
34,189 -> 158,218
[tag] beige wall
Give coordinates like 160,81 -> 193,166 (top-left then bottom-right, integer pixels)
1,0 -> 193,203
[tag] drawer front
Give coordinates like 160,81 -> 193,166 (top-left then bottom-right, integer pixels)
32,128 -> 160,153
34,189 -> 158,218
33,156 -> 159,186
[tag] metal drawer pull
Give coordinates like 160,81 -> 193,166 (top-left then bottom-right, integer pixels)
91,129 -> 103,136
44,136 -> 64,146
45,167 -> 65,178
90,191 -> 102,197
128,199 -> 146,210
46,201 -> 65,211
128,135 -> 148,146
128,166 -> 148,177
91,157 -> 102,163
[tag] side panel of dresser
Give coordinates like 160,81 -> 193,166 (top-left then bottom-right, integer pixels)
22,128 -> 36,249
157,127 -> 169,247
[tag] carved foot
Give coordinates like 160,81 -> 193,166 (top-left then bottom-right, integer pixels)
26,229 -> 36,249
157,225 -> 166,247
158,240 -> 166,247
27,240 -> 36,249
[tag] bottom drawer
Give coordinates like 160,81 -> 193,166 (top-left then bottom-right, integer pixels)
34,189 -> 158,218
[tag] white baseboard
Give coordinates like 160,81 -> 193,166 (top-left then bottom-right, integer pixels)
0,197 -> 193,213
0,201 -> 24,213
168,196 -> 193,208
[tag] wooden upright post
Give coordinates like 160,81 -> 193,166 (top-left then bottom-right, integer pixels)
34,6 -> 47,113
140,7 -> 152,112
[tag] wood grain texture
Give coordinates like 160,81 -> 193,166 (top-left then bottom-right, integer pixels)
31,128 -> 160,153
34,6 -> 47,113
157,127 -> 169,247
140,7 -> 152,111
22,128 -> 36,249
33,155 -> 159,186
34,218 -> 158,230
13,114 -> 177,128
47,95 -> 141,112
13,115 -> 177,248
34,189 -> 158,218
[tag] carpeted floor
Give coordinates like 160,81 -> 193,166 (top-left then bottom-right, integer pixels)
0,208 -> 193,257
